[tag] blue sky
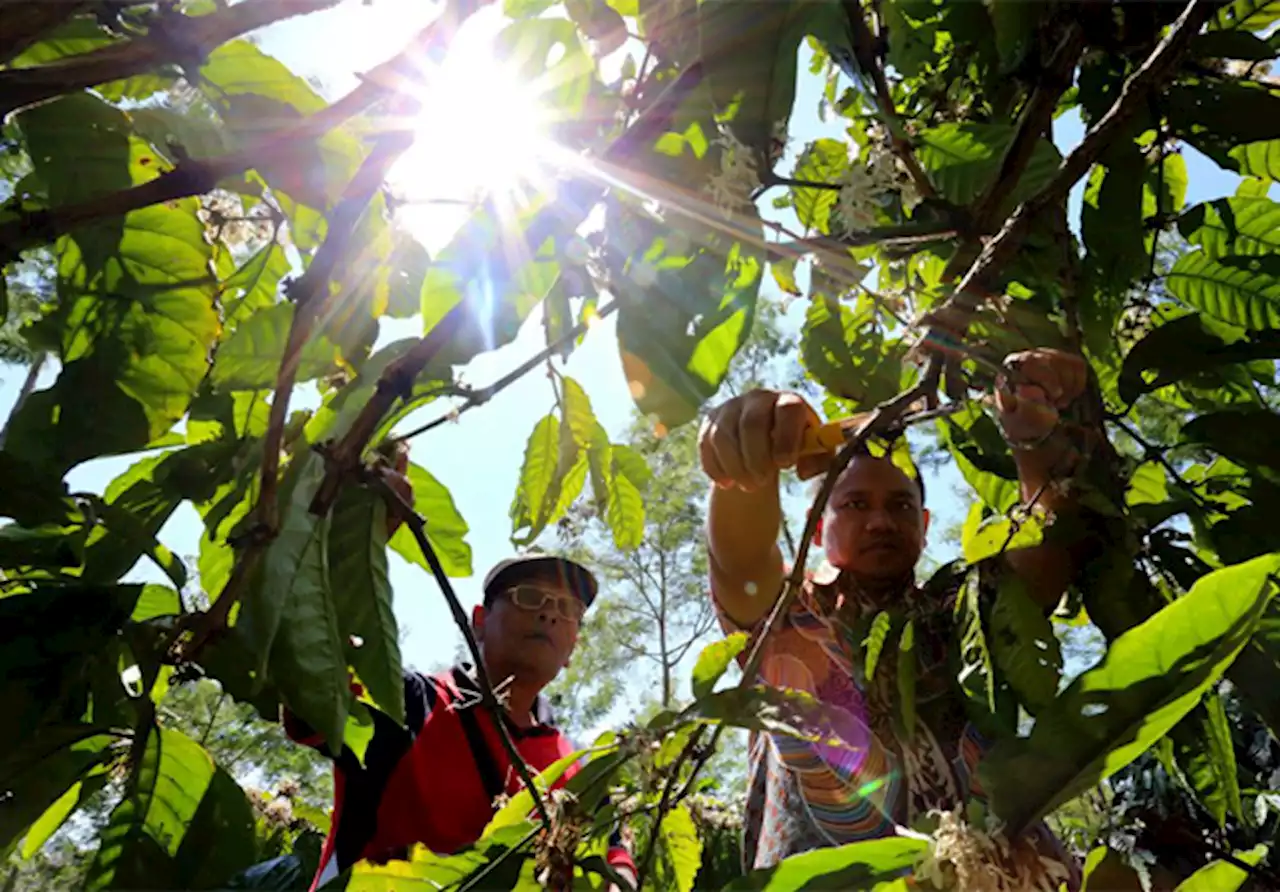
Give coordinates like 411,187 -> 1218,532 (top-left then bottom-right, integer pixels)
0,0 -> 1260,683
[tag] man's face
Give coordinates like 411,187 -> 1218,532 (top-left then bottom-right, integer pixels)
819,455 -> 929,583
474,571 -> 582,689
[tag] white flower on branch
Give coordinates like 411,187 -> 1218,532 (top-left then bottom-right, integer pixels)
913,807 -> 1072,892
706,126 -> 761,214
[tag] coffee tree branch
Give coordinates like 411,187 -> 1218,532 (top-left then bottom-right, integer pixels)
0,0 -> 343,119
393,300 -> 623,443
371,468 -> 553,828
0,0 -> 491,263
927,0 -> 1215,337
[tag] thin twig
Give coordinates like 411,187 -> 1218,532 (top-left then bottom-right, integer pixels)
309,61 -> 707,517
199,691 -> 228,748
0,0 -> 343,119
1108,416 -> 1209,510
923,0 -> 1214,338
0,353 -> 45,450
636,727 -> 706,889
371,469 -> 552,827
966,21 -> 1087,235
394,300 -> 622,443
839,0 -> 936,201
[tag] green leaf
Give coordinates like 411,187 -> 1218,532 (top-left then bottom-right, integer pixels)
1165,250 -> 1280,329
509,414 -> 564,544
1120,315 -> 1280,404
10,17 -> 117,65
989,576 -> 1062,714
616,224 -> 764,428
388,462 -> 473,577
495,18 -> 600,147
484,748 -> 590,835
220,240 -> 292,324
863,611 -> 892,681
979,553 -> 1280,832
85,726 -> 257,891
1209,0 -> 1280,32
800,295 -> 905,409
792,138 -> 849,233
1231,139 -> 1280,182
1168,80 -> 1280,173
1190,30 -> 1279,60
1174,693 -> 1244,826
211,303 -> 341,390
986,0 -> 1041,72
329,487 -> 404,727
916,122 -> 1061,207
198,40 -> 361,214
132,585 -> 182,622
691,632 -> 748,700
1082,141 -> 1148,288
962,512 -> 1044,564
896,619 -> 916,738
20,771 -> 109,858
1183,409 -> 1280,472
241,452 -> 327,676
602,446 -> 645,550
725,837 -> 928,890
0,727 -> 117,855
1179,196 -> 1280,258
1175,844 -> 1269,891
685,685 -> 830,740
653,804 -> 701,892
770,257 -> 802,297
265,506 -> 349,755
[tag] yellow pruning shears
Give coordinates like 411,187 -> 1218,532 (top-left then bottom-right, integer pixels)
799,415 -> 871,458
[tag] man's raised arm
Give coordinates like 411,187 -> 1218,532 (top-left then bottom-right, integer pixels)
699,390 -> 826,628
993,348 -> 1091,612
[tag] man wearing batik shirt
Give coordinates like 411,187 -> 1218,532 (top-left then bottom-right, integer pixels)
697,348 -> 1090,890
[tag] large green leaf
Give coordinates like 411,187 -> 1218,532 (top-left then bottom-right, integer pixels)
800,295 -> 905,410
1165,250 -> 1280,329
1175,844 -> 1269,891
916,122 -> 1061,208
601,446 -> 645,550
0,726 -> 117,855
329,486 -> 404,726
1179,196 -> 1280,258
211,302 -> 342,390
1182,408 -> 1280,471
1174,693 -> 1244,827
613,206 -> 764,428
85,727 -> 257,891
6,197 -> 219,474
220,240 -> 292,325
494,18 -> 601,148
725,837 -> 928,890
1168,80 -> 1280,177
20,770 -> 109,858
198,40 -> 362,215
989,576 -> 1061,715
979,553 -> 1280,832
653,804 -> 701,892
1208,0 -> 1280,31
1082,141 -> 1148,289
388,462 -> 473,577
792,138 -> 849,234
691,633 -> 748,700
1120,315 -> 1280,404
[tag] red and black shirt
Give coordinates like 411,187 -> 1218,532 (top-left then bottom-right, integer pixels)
284,666 -> 633,889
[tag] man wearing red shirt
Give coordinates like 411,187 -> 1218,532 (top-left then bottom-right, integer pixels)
284,554 -> 635,889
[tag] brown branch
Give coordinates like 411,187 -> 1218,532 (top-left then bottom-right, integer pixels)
0,1 -> 89,66
393,299 -> 621,443
0,0 -> 343,119
839,0 -> 936,201
923,0 -> 1215,336
966,21 -> 1088,236
371,468 -> 552,828
309,60 -> 708,517
0,0 -> 494,262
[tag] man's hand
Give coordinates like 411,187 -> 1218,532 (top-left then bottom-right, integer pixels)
995,348 -> 1088,446
698,389 -> 827,491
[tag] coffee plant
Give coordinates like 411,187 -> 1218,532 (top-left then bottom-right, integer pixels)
2,0 -> 1280,888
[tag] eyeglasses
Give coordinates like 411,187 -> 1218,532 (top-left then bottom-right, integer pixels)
503,585 -> 585,622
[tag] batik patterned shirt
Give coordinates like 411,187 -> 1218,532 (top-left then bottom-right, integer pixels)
715,558 -> 1079,888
